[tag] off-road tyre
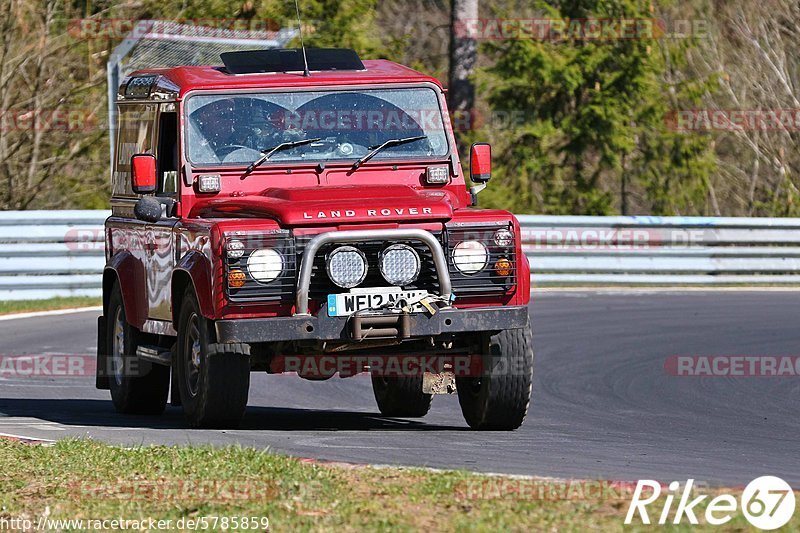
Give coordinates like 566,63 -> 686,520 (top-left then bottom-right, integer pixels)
371,374 -> 432,417
456,321 -> 534,430
176,288 -> 250,428
106,283 -> 169,415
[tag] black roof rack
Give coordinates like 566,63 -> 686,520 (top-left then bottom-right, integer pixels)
220,48 -> 364,74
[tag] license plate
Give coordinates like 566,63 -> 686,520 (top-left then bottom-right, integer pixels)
327,289 -> 428,317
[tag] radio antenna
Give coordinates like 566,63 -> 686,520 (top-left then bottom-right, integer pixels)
294,0 -> 311,77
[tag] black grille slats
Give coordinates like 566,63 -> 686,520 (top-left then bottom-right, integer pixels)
446,224 -> 517,295
225,232 -> 296,303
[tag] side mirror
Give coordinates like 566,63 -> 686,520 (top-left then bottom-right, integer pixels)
134,196 -> 163,223
131,153 -> 157,195
469,143 -> 492,183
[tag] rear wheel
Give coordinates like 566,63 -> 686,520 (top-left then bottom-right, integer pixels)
106,283 -> 169,415
176,288 -> 250,428
371,374 -> 432,418
456,322 -> 534,430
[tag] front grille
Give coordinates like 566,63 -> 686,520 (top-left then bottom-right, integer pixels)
225,225 -> 516,305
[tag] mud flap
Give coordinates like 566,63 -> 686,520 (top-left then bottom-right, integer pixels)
95,315 -> 109,390
170,344 -> 181,406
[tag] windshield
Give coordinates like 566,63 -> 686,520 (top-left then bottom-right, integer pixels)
184,87 -> 450,166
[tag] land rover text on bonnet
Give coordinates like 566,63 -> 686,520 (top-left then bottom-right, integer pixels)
96,48 -> 534,430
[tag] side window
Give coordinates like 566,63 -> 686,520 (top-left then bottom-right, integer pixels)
156,111 -> 178,195
113,104 -> 156,197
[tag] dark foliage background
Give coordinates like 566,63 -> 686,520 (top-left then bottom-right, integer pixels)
1,0 -> 796,216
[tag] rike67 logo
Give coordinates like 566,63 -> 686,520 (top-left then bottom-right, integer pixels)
625,477 -> 795,530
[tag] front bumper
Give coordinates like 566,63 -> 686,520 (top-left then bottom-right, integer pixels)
215,305 -> 529,344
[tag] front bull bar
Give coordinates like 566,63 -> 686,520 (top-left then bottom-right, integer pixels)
294,229 -> 453,316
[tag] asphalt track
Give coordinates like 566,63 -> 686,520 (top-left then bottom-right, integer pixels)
0,291 -> 797,486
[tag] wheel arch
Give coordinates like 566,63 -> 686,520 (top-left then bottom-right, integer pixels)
172,250 -> 215,328
103,252 -> 147,329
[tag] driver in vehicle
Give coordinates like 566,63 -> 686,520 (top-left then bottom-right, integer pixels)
191,98 -> 240,156
190,98 -> 285,162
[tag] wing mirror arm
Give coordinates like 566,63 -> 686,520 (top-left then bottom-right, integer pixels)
469,182 -> 488,207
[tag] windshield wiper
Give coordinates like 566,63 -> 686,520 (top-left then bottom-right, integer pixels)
350,135 -> 427,171
241,137 -> 322,179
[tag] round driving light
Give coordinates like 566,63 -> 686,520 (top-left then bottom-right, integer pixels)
247,248 -> 283,284
380,244 -> 421,286
227,239 -> 245,260
327,246 -> 367,288
452,241 -> 489,275
494,228 -> 514,247
495,258 -> 513,277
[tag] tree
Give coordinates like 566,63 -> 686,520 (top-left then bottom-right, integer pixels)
0,0 -> 107,210
449,0 -> 478,113
684,0 -> 800,216
477,0 -> 716,216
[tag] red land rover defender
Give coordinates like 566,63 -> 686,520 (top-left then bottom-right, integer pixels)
96,48 -> 533,430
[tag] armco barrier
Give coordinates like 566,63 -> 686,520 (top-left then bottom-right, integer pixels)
0,210 -> 109,301
519,215 -> 800,286
3,211 -> 800,300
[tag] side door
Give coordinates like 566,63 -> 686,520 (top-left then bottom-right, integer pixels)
109,103 -> 158,325
144,105 -> 180,321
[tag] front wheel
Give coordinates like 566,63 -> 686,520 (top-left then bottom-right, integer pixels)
456,322 -> 534,430
176,289 -> 250,428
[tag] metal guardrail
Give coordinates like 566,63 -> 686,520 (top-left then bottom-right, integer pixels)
4,211 -> 800,301
0,210 -> 109,301
519,215 -> 800,286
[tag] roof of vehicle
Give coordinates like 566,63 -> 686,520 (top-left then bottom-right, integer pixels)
118,59 -> 444,102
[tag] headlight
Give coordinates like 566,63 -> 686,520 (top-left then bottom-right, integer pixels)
327,246 -> 367,288
452,241 -> 489,275
379,244 -> 421,286
247,248 -> 283,284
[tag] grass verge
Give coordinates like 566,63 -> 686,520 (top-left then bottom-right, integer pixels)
0,297 -> 101,316
0,439 -> 795,531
